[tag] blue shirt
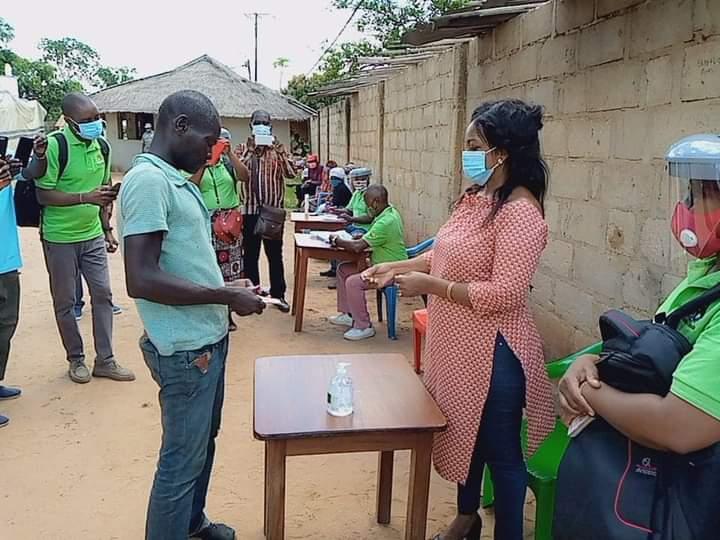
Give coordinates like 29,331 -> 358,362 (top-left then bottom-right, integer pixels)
0,183 -> 22,274
118,154 -> 228,356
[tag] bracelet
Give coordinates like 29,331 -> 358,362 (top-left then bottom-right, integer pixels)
446,281 -> 456,302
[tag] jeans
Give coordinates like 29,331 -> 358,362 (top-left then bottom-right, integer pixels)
42,236 -> 114,363
0,271 -> 20,381
140,335 -> 228,540
336,263 -> 372,329
457,333 -> 527,540
242,214 -> 286,299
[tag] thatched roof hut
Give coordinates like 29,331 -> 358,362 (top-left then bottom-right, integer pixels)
92,54 -> 315,121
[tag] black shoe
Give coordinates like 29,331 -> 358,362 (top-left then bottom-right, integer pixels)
192,522 -> 236,540
0,414 -> 8,428
0,386 -> 21,400
320,269 -> 336,277
274,297 -> 290,313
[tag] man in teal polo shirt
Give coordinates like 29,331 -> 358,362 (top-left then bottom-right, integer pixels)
0,156 -> 23,428
36,93 -> 134,384
120,90 -> 265,540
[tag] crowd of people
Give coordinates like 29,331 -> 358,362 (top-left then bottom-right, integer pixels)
1,89 -> 719,540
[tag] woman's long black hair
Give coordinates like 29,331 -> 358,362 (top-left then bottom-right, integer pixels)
470,99 -> 548,219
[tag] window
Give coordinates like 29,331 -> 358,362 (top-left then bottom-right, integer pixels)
116,112 -> 154,140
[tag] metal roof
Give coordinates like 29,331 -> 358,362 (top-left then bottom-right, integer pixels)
311,1 -> 549,98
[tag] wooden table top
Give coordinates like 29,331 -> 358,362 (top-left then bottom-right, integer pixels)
254,354 -> 447,440
290,212 -> 346,224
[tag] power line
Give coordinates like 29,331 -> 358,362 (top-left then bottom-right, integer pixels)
245,12 -> 270,82
305,0 -> 364,76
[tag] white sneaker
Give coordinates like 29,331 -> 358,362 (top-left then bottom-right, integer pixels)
344,327 -> 376,341
329,313 -> 354,327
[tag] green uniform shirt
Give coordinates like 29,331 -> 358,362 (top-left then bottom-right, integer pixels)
347,189 -> 370,231
36,126 -> 111,243
363,205 -> 408,265
200,161 -> 240,211
657,256 -> 720,421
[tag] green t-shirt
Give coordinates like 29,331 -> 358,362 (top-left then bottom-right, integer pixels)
36,126 -> 111,243
199,160 -> 240,211
363,205 -> 408,265
347,189 -> 370,231
657,256 -> 720,421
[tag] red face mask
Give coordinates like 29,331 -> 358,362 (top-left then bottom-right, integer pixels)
671,202 -> 720,258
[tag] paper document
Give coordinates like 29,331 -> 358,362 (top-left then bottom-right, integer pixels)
310,230 -> 353,244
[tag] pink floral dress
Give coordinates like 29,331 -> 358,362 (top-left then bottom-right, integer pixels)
423,192 -> 555,483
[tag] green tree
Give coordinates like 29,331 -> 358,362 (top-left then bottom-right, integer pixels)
0,17 -> 14,47
332,0 -> 470,46
39,37 -> 100,84
95,65 -> 136,89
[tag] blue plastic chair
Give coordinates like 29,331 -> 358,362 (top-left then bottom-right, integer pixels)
376,238 -> 435,339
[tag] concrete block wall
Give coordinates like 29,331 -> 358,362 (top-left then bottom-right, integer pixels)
311,0 -> 720,358
327,100 -> 348,164
464,0 -> 720,358
350,85 -> 382,168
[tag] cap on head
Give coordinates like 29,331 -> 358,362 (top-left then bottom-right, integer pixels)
144,123 -> 152,129
349,167 -> 372,179
329,167 -> 346,180
220,128 -> 232,141
307,154 -> 319,164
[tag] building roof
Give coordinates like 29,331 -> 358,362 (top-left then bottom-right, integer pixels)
92,55 -> 316,121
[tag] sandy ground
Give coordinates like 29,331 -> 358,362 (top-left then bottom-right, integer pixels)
1,212 -> 536,539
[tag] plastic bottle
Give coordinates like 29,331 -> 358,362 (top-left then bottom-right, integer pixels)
304,193 -> 310,220
327,362 -> 353,417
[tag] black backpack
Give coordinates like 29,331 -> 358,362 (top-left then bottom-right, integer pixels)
554,285 -> 720,540
14,132 -> 110,228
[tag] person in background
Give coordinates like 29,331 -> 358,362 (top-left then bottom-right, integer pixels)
141,123 -> 154,153
362,100 -> 555,540
0,155 -> 24,428
328,184 -> 407,341
199,127 -> 250,332
120,90 -> 265,540
35,93 -> 134,385
295,154 -> 323,205
328,166 -> 352,208
319,159 -> 338,194
239,110 -> 296,312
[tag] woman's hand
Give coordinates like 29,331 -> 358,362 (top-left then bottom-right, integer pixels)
361,264 -> 397,289
395,271 -> 432,297
558,354 -> 602,419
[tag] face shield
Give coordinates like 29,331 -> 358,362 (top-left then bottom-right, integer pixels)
667,134 -> 720,259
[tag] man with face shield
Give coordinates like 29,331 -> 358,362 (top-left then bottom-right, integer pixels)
557,134 -> 720,540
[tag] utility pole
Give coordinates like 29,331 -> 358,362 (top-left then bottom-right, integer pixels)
245,12 -> 269,82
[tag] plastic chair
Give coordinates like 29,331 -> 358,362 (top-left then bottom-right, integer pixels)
376,238 -> 435,339
480,342 -> 603,540
412,309 -> 428,373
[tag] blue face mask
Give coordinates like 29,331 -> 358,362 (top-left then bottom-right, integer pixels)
331,176 -> 344,187
73,119 -> 104,140
462,148 -> 497,186
252,124 -> 272,137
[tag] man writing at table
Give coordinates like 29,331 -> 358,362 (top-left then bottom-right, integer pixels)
328,185 -> 407,340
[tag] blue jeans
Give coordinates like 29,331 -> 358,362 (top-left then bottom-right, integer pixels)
140,335 -> 228,540
457,333 -> 527,540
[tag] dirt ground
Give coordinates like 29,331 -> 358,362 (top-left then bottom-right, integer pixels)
1,216 -> 536,539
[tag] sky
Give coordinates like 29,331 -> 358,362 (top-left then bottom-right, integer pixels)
2,0 -> 369,90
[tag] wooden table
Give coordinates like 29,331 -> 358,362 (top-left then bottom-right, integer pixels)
254,354 -> 447,540
292,233 -> 367,332
290,212 -> 347,233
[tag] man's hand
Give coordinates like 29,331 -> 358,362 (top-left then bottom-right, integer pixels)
33,135 -> 48,158
84,186 -> 118,206
0,158 -> 10,183
105,231 -> 119,253
225,285 -> 266,316
558,354 -> 602,420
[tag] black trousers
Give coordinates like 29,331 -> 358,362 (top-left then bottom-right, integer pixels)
0,271 -> 20,381
242,214 -> 287,299
295,183 -> 318,206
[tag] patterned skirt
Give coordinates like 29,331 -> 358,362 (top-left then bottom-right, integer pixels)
210,210 -> 244,283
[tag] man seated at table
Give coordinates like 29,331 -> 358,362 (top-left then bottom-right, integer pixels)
329,167 -> 373,235
328,185 -> 407,340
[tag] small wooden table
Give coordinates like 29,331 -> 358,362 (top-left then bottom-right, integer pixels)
290,212 -> 347,233
292,233 -> 367,332
254,354 -> 447,540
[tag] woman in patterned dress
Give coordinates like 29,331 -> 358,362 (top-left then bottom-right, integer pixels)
362,100 -> 555,540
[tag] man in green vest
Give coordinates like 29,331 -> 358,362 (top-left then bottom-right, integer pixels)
35,93 -> 135,384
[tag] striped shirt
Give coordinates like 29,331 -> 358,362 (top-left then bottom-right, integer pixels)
241,145 -> 296,215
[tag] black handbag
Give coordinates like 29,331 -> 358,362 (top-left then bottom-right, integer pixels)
248,152 -> 286,241
554,284 -> 720,540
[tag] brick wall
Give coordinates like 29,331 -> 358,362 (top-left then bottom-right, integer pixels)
311,0 -> 720,358
327,100 -> 348,164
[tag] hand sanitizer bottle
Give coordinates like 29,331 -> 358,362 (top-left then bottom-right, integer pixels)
327,362 -> 353,417
304,194 -> 310,219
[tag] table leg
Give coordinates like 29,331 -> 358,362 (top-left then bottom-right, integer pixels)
404,434 -> 433,540
266,440 -> 287,540
376,451 -> 394,525
291,246 -> 300,316
294,252 -> 309,332
264,444 -> 269,535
